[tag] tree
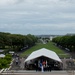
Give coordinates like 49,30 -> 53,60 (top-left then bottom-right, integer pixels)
52,35 -> 75,52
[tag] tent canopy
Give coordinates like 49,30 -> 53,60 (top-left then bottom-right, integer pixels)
0,54 -> 5,58
0,50 -> 4,52
9,51 -> 14,54
24,48 -> 62,63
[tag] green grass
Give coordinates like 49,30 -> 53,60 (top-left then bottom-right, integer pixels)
20,41 -> 70,58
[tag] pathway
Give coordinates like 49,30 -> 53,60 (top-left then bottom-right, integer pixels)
2,71 -> 74,75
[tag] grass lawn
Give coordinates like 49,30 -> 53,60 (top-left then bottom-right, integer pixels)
20,41 -> 70,58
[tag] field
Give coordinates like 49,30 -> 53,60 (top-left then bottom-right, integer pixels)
20,41 -> 70,58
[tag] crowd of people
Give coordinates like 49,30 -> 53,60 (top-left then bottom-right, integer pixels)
12,54 -> 62,71
25,58 -> 61,72
34,59 -> 52,72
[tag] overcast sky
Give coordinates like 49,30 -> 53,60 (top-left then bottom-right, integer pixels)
0,0 -> 75,35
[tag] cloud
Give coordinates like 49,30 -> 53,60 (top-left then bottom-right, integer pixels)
0,0 -> 75,35
0,22 -> 75,34
0,0 -> 24,6
0,0 -> 16,6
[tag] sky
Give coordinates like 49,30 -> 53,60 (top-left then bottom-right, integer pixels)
0,0 -> 75,35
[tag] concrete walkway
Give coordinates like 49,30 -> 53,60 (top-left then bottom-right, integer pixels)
1,70 -> 75,75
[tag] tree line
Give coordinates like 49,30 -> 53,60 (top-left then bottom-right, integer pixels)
52,35 -> 75,52
0,32 -> 37,52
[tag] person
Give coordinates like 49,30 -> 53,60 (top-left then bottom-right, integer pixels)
42,61 -> 46,67
41,65 -> 44,72
49,65 -> 52,72
39,62 -> 43,72
15,57 -> 18,65
46,60 -> 48,67
15,59 -> 18,65
40,62 -> 42,68
35,61 -> 38,71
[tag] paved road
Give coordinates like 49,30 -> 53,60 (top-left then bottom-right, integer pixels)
10,57 -> 25,70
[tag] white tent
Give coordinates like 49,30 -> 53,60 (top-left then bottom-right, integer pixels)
0,50 -> 4,52
24,48 -> 62,63
0,54 -> 5,58
9,51 -> 14,54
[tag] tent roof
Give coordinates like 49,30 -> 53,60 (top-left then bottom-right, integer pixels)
24,48 -> 62,62
0,50 -> 4,52
9,51 -> 14,54
0,54 -> 5,58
